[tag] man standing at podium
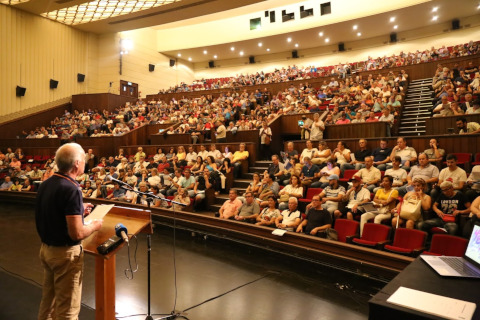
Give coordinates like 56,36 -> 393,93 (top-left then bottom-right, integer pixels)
36,143 -> 103,320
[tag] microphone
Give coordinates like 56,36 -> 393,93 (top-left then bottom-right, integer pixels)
110,177 -> 125,185
115,223 -> 129,243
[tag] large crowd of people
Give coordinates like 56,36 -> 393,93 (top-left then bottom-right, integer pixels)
159,40 -> 479,93
1,41 -> 480,253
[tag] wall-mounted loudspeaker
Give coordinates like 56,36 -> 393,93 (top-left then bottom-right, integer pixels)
390,32 -> 397,43
77,73 -> 85,82
452,19 -> 460,30
149,64 -> 155,72
292,50 -> 298,59
338,43 -> 345,52
16,86 -> 26,97
169,59 -> 175,67
249,56 -> 255,64
50,79 -> 58,89
208,60 -> 215,68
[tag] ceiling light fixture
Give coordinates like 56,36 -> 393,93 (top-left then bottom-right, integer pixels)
203,50 -> 207,54
353,25 -> 358,30
177,53 -> 181,57
295,43 -> 299,47
432,7 -> 438,12
390,17 -> 395,22
393,25 -> 398,29
188,57 -> 192,61
318,31 -> 324,37
239,51 -> 244,56
258,42 -> 263,47
230,46 -> 235,51
266,48 -> 270,52
357,32 -> 362,36
325,38 -> 330,43
213,55 -> 217,59
432,15 -> 438,21
287,37 -> 292,42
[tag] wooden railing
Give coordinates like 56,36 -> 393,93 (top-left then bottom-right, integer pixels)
0,191 -> 412,280
72,93 -> 137,114
426,114 -> 480,135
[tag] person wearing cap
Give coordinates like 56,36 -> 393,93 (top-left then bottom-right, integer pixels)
315,174 -> 345,215
418,180 -> 471,235
334,175 -> 371,220
353,156 -> 381,192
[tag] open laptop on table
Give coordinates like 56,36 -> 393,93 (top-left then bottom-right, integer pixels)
421,224 -> 480,278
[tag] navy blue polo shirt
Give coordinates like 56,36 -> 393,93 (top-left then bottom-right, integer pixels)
35,173 -> 84,246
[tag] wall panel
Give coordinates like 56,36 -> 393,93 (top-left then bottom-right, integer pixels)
0,5 -> 90,119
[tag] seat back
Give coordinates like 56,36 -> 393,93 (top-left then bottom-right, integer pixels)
334,219 -> 359,242
305,187 -> 322,200
453,153 -> 472,163
361,223 -> 391,242
474,153 -> 480,163
392,228 -> 427,250
341,169 -> 358,180
429,234 -> 468,257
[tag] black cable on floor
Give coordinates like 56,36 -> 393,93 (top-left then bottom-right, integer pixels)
181,272 -> 272,313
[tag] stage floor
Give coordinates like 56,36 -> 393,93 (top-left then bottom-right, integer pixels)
0,202 -> 384,320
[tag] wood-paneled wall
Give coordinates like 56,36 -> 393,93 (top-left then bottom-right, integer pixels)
1,5 -> 89,117
426,114 -> 480,135
72,93 -> 137,113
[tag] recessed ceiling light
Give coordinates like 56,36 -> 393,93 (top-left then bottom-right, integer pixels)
318,31 -> 324,37
353,25 -> 358,30
177,53 -> 181,57
393,25 -> 398,29
295,43 -> 299,47
258,42 -> 263,47
266,48 -> 270,52
432,7 -> 438,12
203,50 -> 207,54
239,51 -> 244,56
188,57 -> 192,61
432,15 -> 438,21
287,37 -> 292,42
230,46 -> 235,51
477,4 -> 480,9
390,17 -> 395,22
325,38 -> 330,43
357,32 -> 362,36
213,55 -> 217,59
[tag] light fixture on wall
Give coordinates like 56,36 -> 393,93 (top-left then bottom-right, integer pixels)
119,38 -> 133,75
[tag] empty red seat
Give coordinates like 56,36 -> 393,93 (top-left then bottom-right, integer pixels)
422,234 -> 468,257
339,170 -> 358,182
334,219 -> 359,243
471,153 -> 480,166
352,223 -> 391,249
384,228 -> 427,256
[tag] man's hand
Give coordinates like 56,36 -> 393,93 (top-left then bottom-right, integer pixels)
83,203 -> 94,216
296,225 -> 303,233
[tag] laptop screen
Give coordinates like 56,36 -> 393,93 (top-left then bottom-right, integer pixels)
465,225 -> 480,265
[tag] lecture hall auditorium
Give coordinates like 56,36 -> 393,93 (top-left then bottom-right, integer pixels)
1,0 -> 480,319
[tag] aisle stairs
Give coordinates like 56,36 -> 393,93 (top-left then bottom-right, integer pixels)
398,78 -> 434,136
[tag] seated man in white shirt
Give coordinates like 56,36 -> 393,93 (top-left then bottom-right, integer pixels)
430,153 -> 467,201
353,156 -> 381,192
275,197 -> 302,232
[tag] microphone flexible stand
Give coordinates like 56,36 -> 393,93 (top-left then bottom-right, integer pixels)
111,178 -> 187,320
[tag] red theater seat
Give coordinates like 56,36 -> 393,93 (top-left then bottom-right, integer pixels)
422,234 -> 468,257
352,223 -> 391,249
384,228 -> 427,257
334,219 -> 359,243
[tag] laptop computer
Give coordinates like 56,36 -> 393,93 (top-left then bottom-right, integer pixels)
421,224 -> 480,278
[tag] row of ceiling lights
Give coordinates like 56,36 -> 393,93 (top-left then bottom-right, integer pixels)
176,8 -> 447,62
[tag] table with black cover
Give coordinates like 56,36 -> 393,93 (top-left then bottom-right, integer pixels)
369,257 -> 480,320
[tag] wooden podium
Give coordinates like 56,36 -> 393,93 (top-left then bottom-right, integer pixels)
83,205 -> 153,320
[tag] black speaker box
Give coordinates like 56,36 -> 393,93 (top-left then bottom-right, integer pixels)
292,50 -> 298,59
208,60 -> 215,68
16,86 -> 26,97
338,43 -> 345,52
390,32 -> 397,43
50,79 -> 58,89
77,73 -> 85,82
269,11 -> 275,23
149,64 -> 155,72
249,56 -> 255,64
169,59 -> 175,67
452,19 -> 460,30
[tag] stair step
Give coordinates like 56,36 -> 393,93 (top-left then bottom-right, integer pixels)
411,78 -> 433,82
401,125 -> 426,129
401,120 -> 426,124
250,166 -> 268,172
403,105 -> 431,109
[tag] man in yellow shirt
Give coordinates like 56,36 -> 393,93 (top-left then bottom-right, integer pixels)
231,143 -> 249,178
